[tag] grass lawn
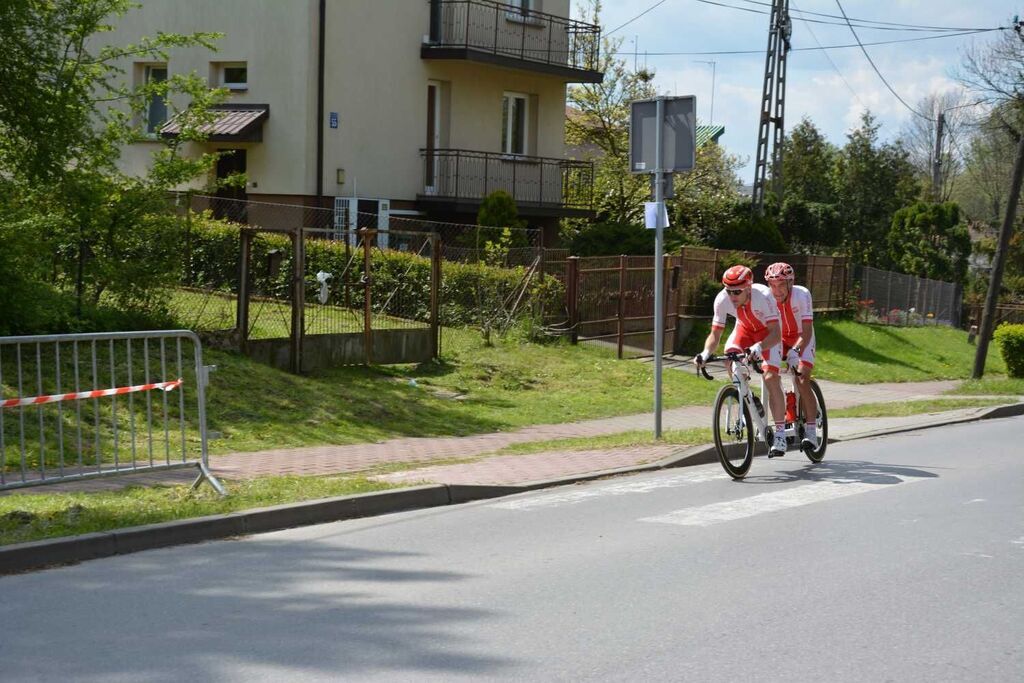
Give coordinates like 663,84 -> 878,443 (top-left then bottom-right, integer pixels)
810,320 -> 1006,383
205,329 -> 721,453
829,398 -> 1016,418
0,475 -> 397,546
946,377 -> 1024,396
168,287 -> 423,340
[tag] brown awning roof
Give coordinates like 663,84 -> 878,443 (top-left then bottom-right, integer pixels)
160,104 -> 269,142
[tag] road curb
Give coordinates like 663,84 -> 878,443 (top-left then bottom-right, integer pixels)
2,403 -> 1021,575
827,402 -> 1024,443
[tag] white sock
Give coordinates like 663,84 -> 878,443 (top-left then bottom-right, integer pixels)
805,425 -> 816,439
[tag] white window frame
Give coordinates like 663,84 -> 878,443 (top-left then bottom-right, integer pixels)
143,63 -> 168,135
502,92 -> 529,156
221,62 -> 248,91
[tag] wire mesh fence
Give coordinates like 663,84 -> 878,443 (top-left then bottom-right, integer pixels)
853,265 -> 961,327
166,193 -> 550,367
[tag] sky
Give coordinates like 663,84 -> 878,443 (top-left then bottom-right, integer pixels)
589,0 -> 1015,181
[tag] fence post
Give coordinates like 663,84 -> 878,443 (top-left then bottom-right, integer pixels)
663,253 -> 673,355
567,255 -> 579,344
617,255 -> 626,359
236,229 -> 252,353
538,244 -> 547,324
362,228 -> 375,365
290,227 -> 305,373
430,233 -> 441,359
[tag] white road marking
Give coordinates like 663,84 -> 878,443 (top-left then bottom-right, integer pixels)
489,467 -> 723,511
640,478 -> 925,527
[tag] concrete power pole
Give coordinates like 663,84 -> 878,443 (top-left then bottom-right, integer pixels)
972,130 -> 1024,379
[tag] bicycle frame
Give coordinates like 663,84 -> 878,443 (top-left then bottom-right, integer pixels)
710,352 -> 802,443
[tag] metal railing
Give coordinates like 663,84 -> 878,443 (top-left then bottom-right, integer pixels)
426,0 -> 601,74
420,148 -> 594,210
0,330 -> 224,493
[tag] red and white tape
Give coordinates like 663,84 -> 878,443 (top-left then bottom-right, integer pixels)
1,379 -> 183,409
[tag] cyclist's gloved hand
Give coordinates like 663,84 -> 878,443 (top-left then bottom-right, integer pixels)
694,350 -> 711,366
747,342 -> 763,361
786,348 -> 801,369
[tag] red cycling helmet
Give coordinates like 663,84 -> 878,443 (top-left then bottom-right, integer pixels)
722,265 -> 753,288
764,262 -> 795,282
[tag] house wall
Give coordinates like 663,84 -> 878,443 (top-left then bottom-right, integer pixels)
95,0 -> 319,194
94,0 -> 573,205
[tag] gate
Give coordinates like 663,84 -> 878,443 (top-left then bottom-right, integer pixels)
0,331 -> 224,493
566,255 -> 681,358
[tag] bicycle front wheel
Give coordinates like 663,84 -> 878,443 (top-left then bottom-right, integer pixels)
798,379 -> 828,463
712,384 -> 754,479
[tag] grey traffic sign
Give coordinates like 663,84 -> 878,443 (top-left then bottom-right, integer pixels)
629,96 -> 696,174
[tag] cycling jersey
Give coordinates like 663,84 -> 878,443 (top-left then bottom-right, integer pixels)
711,283 -> 778,332
712,284 -> 782,371
777,285 -> 816,368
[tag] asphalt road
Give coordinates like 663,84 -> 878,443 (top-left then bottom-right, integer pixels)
1,418 -> 1021,682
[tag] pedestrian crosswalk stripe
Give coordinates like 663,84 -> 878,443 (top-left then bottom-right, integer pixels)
489,468 -> 723,511
639,478 -> 921,527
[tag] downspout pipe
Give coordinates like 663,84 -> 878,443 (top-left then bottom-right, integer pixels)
316,0 -> 326,206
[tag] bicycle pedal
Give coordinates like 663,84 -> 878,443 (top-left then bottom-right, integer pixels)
768,450 -> 785,459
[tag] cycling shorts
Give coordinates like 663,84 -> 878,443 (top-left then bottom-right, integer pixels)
783,340 -> 816,369
725,325 -> 782,373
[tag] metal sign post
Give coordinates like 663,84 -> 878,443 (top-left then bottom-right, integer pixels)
653,97 -> 666,438
630,96 -> 696,439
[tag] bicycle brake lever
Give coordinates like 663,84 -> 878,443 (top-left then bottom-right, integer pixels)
699,365 -> 714,381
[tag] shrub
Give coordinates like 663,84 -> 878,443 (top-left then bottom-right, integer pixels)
993,323 -> 1024,378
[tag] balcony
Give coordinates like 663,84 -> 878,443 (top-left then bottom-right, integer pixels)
418,149 -> 594,217
423,0 -> 603,83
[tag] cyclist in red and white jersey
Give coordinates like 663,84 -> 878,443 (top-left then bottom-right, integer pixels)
694,264 -> 790,456
765,261 -> 818,452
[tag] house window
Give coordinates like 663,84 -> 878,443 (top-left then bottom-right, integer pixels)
502,93 -> 528,155
144,64 -> 168,134
221,63 -> 248,91
515,0 -> 534,12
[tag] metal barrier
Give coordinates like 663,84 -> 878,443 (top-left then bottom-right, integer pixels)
0,330 -> 225,494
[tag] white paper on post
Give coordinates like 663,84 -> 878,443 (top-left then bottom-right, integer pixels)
644,202 -> 670,230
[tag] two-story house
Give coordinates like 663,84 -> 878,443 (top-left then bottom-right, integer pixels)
98,0 -> 603,242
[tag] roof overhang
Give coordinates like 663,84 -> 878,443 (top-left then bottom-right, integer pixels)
161,104 -> 270,142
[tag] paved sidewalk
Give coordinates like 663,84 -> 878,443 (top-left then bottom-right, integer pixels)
9,377 -> 1016,495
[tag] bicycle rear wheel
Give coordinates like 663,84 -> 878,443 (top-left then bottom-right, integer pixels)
798,379 -> 828,463
713,385 -> 754,479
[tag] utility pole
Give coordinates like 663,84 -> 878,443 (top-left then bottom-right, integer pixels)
973,130 -> 1024,379
696,60 -> 717,123
752,0 -> 792,214
932,111 -> 945,201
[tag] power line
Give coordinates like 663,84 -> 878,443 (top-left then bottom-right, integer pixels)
627,28 -> 1000,56
606,0 -> 672,36
694,0 -> 1003,32
791,0 -> 867,110
833,0 -> 932,121
732,0 -> 1001,32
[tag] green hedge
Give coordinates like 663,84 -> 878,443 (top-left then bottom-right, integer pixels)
183,215 -> 557,327
994,323 -> 1024,378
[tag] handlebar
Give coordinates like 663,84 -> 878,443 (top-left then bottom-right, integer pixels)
694,350 -> 763,381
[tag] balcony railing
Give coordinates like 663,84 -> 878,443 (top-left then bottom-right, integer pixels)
420,148 -> 594,212
425,0 -> 602,80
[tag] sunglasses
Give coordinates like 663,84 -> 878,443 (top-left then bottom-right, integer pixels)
725,288 -> 745,296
